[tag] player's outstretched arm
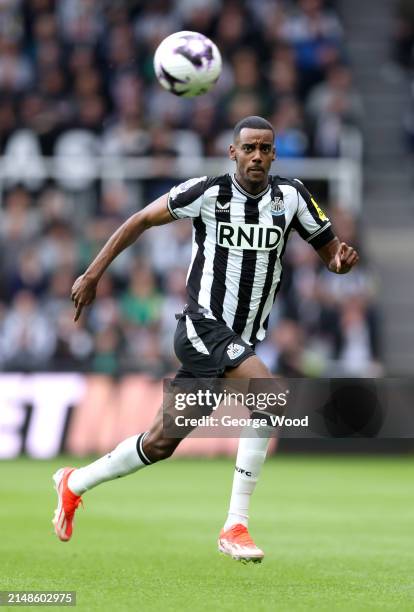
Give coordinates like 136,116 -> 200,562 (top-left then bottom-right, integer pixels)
71,193 -> 172,321
317,237 -> 359,274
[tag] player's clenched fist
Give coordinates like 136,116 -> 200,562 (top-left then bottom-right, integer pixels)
71,274 -> 97,321
329,241 -> 359,274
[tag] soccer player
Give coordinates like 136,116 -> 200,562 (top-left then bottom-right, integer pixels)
52,116 -> 359,562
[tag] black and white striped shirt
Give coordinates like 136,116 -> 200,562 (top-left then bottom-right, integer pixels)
167,173 -> 334,345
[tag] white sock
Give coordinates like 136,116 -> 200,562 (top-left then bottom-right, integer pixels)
68,433 -> 151,495
223,425 -> 273,531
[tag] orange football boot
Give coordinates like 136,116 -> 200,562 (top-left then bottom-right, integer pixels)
52,467 -> 82,542
218,523 -> 264,563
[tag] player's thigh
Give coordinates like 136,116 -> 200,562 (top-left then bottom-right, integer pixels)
224,354 -> 274,379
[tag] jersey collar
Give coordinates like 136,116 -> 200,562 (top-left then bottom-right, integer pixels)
231,174 -> 271,199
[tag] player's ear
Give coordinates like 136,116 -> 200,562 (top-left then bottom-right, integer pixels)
229,144 -> 236,161
272,145 -> 276,161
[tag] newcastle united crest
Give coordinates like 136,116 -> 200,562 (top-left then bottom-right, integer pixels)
270,196 -> 285,216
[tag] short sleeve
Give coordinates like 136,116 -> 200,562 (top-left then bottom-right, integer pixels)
291,179 -> 335,250
167,176 -> 208,220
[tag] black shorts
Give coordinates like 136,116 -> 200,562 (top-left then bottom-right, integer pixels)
173,312 -> 255,379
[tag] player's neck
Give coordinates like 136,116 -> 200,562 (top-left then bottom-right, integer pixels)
234,172 -> 269,196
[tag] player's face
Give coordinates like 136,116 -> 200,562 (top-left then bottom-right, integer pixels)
229,128 -> 275,194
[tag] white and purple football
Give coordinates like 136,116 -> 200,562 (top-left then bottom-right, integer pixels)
154,31 -> 222,98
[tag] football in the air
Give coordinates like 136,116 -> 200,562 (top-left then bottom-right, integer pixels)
154,31 -> 222,97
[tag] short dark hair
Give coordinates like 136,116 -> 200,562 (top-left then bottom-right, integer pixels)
233,116 -> 275,142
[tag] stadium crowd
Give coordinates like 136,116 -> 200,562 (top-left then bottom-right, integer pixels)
0,0 -> 381,376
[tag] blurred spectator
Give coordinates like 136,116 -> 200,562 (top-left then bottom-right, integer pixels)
159,266 -> 187,357
317,260 -> 381,375
256,317 -> 325,377
38,222 -> 79,274
143,219 -> 193,277
43,267 -> 75,323
403,89 -> 414,155
306,63 -> 363,157
120,262 -> 163,328
0,290 -> 56,369
0,1 -> 24,45
0,188 -> 40,279
105,23 -> 138,81
280,0 -> 344,95
271,97 -> 309,158
0,37 -> 32,92
0,96 -> 17,149
269,46 -> 299,103
213,92 -> 263,155
391,1 -> 414,156
134,0 -> 179,47
57,0 -> 103,45
7,245 -> 47,299
51,305 -> 93,369
392,0 -> 414,70
91,326 -> 123,374
215,3 -> 256,58
336,298 -> 382,377
102,73 -> 148,155
269,319 -> 308,376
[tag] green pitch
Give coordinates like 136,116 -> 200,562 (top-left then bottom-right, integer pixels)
1,455 -> 414,611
